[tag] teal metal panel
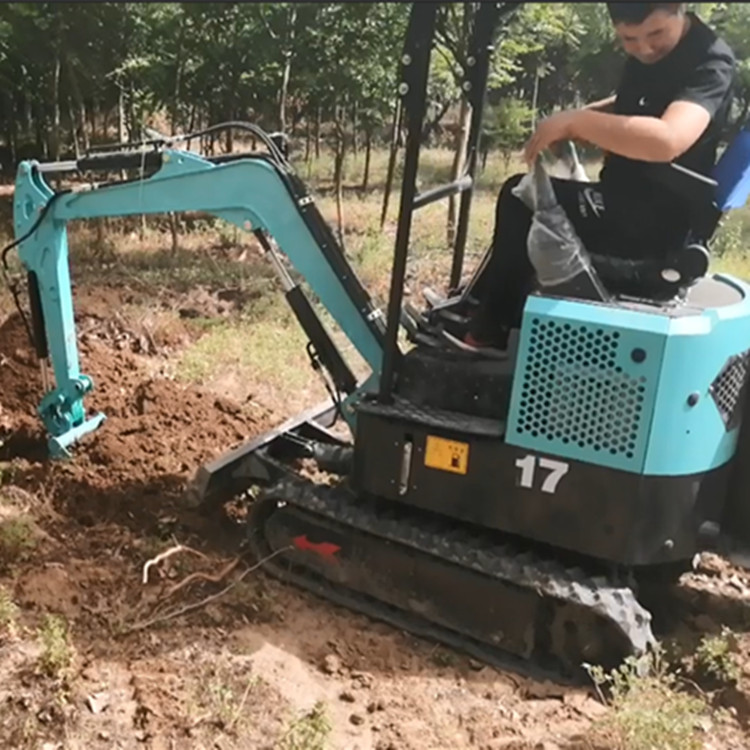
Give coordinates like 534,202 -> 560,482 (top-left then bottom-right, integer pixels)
506,294 -> 668,472
644,275 -> 750,475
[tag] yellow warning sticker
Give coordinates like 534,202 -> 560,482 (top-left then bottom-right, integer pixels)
424,435 -> 470,475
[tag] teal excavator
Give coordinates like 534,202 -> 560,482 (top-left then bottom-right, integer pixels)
7,2 -> 750,681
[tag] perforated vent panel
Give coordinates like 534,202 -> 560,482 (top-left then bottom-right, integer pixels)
710,350 -> 750,430
509,318 -> 652,470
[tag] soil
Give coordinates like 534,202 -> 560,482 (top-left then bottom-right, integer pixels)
1,278 -> 750,749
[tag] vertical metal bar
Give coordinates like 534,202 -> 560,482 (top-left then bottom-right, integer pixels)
378,2 -> 439,403
449,2 -> 522,291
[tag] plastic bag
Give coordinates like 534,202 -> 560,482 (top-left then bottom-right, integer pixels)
512,158 -> 610,301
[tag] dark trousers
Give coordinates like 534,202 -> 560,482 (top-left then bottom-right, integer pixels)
467,173 -> 683,343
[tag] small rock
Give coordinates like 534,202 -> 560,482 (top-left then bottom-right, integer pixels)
468,658 -> 485,671
351,670 -> 373,689
98,732 -> 111,741
350,713 -> 365,726
339,691 -> 356,703
367,700 -> 385,713
534,743 -> 561,750
322,654 -> 341,675
86,691 -> 110,715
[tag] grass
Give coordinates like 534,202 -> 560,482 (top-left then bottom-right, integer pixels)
194,662 -> 259,733
37,614 -> 74,680
586,650 -> 711,750
278,700 -> 331,750
693,628 -> 741,686
0,517 -> 37,567
0,585 -> 19,637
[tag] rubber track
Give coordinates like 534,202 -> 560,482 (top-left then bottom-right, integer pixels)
249,475 -> 656,682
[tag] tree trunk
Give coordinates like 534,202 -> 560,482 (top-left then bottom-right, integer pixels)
171,16 -> 186,135
362,128 -> 372,191
67,97 -> 80,157
65,55 -> 90,152
531,66 -> 541,130
168,212 -> 179,253
304,115 -> 312,164
380,98 -> 402,229
50,53 -> 61,160
278,5 -> 297,133
117,85 -> 126,143
352,101 -> 359,157
333,111 -> 347,252
446,97 -> 471,248
89,97 -> 97,142
314,106 -> 321,159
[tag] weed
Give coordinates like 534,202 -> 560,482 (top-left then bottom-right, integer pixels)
193,662 -> 257,733
0,585 -> 19,637
37,614 -> 74,679
0,517 -> 37,566
278,700 -> 331,750
694,628 -> 741,686
585,648 -> 710,750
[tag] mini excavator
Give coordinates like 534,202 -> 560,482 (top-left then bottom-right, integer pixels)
8,2 -> 750,680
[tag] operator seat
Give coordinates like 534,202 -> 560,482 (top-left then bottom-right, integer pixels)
421,124 -> 750,342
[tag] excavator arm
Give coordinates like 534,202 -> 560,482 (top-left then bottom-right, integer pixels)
12,148 -> 387,457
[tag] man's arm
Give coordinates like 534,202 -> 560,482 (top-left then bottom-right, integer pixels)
581,94 -> 616,113
570,101 -> 711,161
525,50 -> 734,165
524,101 -> 710,164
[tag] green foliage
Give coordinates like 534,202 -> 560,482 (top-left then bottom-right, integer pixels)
0,586 -> 19,637
37,614 -> 73,679
0,517 -> 36,566
694,628 -> 741,685
278,701 -> 331,750
483,99 -> 534,164
586,649 -> 710,750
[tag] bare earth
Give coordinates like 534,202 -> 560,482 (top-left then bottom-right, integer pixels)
1,281 -> 750,750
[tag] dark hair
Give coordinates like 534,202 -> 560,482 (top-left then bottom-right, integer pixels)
607,3 -> 686,25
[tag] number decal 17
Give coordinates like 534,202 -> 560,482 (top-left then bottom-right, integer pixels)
515,455 -> 569,494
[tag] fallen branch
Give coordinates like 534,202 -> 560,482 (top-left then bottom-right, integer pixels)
142,544 -> 211,584
125,546 -> 291,634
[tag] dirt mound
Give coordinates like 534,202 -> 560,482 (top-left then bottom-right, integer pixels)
0,308 -> 273,534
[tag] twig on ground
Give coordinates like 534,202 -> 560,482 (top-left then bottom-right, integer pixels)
142,544 -> 210,584
125,546 -> 290,634
164,556 -> 240,599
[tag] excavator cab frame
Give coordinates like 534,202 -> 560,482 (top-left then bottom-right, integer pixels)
377,2 -> 523,402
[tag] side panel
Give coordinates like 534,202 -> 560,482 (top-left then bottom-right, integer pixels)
352,405 -> 728,566
505,295 -> 668,473
645,286 -> 750,475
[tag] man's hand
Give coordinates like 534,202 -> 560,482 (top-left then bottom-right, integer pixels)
524,110 -> 582,165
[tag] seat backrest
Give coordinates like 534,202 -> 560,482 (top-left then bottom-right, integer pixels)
713,127 -> 750,211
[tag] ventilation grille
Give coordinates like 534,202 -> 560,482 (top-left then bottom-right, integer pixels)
514,319 -> 647,461
710,350 -> 750,430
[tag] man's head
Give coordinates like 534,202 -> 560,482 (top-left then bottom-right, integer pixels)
607,3 -> 689,65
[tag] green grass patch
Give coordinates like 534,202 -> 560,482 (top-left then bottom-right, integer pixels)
586,650 -> 712,750
278,701 -> 331,750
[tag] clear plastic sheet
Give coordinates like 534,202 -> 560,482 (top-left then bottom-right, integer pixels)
511,158 -> 595,287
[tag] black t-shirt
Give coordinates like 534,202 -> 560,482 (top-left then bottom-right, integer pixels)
599,13 -> 735,257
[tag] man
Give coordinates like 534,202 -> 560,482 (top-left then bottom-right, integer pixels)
465,2 -> 735,350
